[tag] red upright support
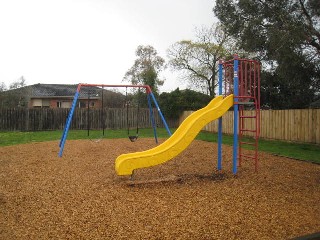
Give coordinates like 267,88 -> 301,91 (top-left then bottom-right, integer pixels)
220,57 -> 261,172
237,59 -> 260,172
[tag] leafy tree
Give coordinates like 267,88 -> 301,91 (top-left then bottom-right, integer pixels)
0,77 -> 28,108
214,0 -> 319,59
0,82 -> 6,92
123,45 -> 165,93
9,76 -> 26,89
214,0 -> 320,109
100,89 -> 126,108
0,83 -> 7,107
159,88 -> 211,119
261,49 -> 318,109
167,24 -> 235,97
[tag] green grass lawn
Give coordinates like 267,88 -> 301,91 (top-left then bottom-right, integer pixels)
0,129 -> 172,147
0,129 -> 319,164
197,131 -> 320,164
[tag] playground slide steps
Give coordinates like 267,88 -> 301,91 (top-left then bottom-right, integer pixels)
115,94 -> 234,176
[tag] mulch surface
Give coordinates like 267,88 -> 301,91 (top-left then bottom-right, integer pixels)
0,138 -> 319,239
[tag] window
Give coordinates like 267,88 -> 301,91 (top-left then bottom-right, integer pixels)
32,99 -> 42,107
42,99 -> 50,107
57,101 -> 72,108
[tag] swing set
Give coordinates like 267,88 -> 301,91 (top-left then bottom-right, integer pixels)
59,84 -> 172,157
86,86 -> 142,142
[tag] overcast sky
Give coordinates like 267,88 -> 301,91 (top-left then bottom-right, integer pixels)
0,0 -> 216,92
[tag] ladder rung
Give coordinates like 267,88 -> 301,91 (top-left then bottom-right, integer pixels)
240,115 -> 256,118
235,102 -> 255,105
239,141 -> 256,146
240,154 -> 257,160
240,129 -> 257,132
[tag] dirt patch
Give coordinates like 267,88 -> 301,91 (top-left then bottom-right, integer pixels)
0,139 -> 319,239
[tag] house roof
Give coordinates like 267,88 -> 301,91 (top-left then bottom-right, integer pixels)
0,83 -> 103,99
0,83 -> 128,108
30,84 -> 102,98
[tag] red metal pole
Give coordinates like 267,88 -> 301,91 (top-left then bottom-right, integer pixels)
78,83 -> 152,94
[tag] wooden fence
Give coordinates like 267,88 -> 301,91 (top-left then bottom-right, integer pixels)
180,109 -> 320,144
1,108 -> 319,144
0,108 -> 179,132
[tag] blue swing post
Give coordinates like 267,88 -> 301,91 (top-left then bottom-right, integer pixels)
147,93 -> 158,144
59,85 -> 81,157
217,55 -> 239,174
232,55 -> 239,174
149,92 -> 172,137
146,90 -> 173,144
217,60 -> 223,170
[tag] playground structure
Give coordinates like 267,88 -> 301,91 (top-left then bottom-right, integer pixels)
58,55 -> 260,175
218,55 -> 261,173
115,55 -> 261,175
58,84 -> 172,157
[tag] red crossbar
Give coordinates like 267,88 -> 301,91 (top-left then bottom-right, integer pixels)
77,83 -> 153,94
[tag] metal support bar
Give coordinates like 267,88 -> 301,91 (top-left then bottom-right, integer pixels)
59,91 -> 80,157
232,55 -> 239,174
234,102 -> 255,105
239,116 -> 257,118
147,94 -> 158,144
149,92 -> 172,137
217,60 -> 223,171
240,129 -> 257,132
239,141 -> 256,146
239,154 -> 256,160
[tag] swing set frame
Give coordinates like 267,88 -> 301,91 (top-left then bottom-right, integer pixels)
58,83 -> 172,157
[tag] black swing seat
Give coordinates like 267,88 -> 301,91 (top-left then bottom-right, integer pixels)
128,135 -> 138,142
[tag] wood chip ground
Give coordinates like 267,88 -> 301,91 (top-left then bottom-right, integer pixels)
0,138 -> 319,239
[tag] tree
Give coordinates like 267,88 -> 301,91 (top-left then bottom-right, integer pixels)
159,88 -> 211,119
123,45 -> 165,93
0,76 -> 28,108
101,89 -> 126,108
167,24 -> 235,97
214,0 -> 320,108
260,49 -> 319,109
9,76 -> 26,89
0,82 -> 6,92
214,0 -> 319,59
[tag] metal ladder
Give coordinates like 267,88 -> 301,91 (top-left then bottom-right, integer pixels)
238,97 -> 260,171
237,59 -> 261,172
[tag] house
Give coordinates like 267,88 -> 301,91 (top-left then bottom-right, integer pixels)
0,84 -> 103,109
28,84 -> 102,109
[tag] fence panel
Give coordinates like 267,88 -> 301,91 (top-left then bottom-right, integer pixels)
1,108 -> 319,144
179,109 -> 320,144
0,108 -> 178,132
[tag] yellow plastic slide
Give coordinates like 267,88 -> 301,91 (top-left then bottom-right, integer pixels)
115,94 -> 234,176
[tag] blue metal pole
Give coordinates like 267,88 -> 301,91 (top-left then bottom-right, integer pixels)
147,94 -> 158,144
59,90 -> 78,148
149,92 -> 172,136
58,90 -> 80,157
233,55 -> 239,174
217,60 -> 223,170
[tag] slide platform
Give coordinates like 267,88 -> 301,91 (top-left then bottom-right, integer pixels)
115,94 -> 234,176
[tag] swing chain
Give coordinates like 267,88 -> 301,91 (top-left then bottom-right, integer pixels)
126,87 -> 140,142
